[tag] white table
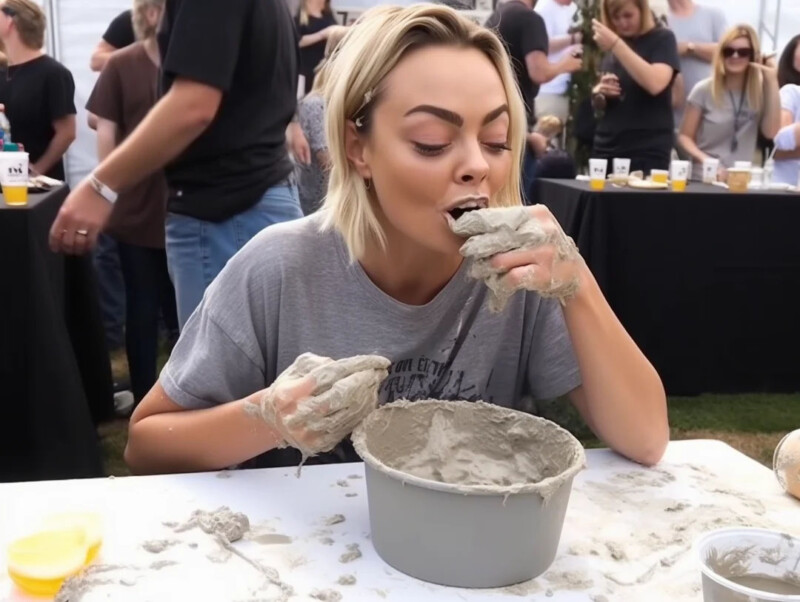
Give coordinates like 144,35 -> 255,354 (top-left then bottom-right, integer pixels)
1,440 -> 798,601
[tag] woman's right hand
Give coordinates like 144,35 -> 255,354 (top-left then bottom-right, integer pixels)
249,353 -> 390,458
595,73 -> 622,98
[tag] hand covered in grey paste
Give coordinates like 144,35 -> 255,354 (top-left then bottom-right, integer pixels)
451,205 -> 582,312
251,353 -> 391,459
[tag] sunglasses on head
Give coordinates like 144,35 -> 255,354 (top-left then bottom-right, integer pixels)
722,47 -> 754,59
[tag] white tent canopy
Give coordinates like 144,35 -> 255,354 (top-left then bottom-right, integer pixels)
40,0 -> 798,189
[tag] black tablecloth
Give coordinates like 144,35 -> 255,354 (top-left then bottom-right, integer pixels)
0,186 -> 112,482
535,179 -> 800,395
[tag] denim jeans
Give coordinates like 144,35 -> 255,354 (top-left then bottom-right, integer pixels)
93,232 -> 126,351
166,181 -> 302,329
117,242 -> 177,402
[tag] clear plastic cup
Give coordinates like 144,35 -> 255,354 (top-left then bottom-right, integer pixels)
611,158 -> 631,183
702,158 -> 720,184
670,160 -> 690,192
0,151 -> 28,206
695,528 -> 800,601
651,169 -> 669,184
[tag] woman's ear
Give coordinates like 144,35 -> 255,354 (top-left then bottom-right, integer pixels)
344,120 -> 371,180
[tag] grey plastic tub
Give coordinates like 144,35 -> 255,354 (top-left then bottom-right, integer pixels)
352,399 -> 585,588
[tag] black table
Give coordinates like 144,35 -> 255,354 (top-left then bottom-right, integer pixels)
535,179 -> 800,395
0,186 -> 113,482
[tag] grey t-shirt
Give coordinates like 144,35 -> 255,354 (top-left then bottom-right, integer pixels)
160,213 -> 582,466
686,78 -> 761,176
669,4 -> 727,126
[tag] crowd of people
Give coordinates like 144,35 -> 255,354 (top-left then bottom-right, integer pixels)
0,0 -> 797,469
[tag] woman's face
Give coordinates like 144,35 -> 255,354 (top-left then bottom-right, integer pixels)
610,2 -> 642,38
351,45 -> 513,256
793,42 -> 800,74
723,36 -> 754,75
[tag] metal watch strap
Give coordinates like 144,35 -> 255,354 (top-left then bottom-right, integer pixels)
89,174 -> 118,204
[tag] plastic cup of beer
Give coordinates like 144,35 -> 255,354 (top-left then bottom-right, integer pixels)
702,158 -> 720,183
727,168 -> 750,193
589,159 -> 608,190
651,169 -> 669,184
611,158 -> 631,183
670,160 -> 690,192
0,152 -> 29,206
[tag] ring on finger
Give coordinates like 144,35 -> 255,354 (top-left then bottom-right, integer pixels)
76,229 -> 89,237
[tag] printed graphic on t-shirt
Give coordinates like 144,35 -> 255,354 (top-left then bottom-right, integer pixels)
380,355 -> 491,403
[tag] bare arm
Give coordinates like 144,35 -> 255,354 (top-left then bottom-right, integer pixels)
613,42 -> 674,96
95,118 -> 117,162
90,40 -> 116,72
298,27 -> 330,48
678,41 -> 718,63
125,383 -> 282,475
566,264 -> 668,466
93,78 -> 222,191
525,50 -> 581,85
677,104 -> 709,164
548,33 -> 576,54
31,115 -> 75,176
759,68 -> 782,139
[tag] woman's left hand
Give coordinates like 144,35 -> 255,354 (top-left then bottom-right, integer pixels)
592,19 -> 620,53
488,205 -> 584,303
750,60 -> 779,83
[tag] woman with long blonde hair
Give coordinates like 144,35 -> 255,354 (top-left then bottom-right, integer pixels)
124,5 -> 667,474
296,0 -> 337,95
590,0 -> 680,173
678,25 -> 781,179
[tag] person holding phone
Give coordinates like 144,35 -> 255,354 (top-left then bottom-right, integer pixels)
590,0 -> 680,174
677,25 -> 780,180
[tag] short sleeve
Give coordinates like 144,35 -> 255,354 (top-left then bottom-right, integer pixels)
46,64 -> 76,122
299,96 -> 327,152
648,29 -> 681,73
162,0 -> 249,92
780,84 -> 800,113
687,78 -> 710,109
159,235 -> 271,409
102,10 -> 135,49
86,57 -> 123,124
526,297 -> 582,400
521,11 -> 549,58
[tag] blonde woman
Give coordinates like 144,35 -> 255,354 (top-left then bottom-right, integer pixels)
125,5 -> 668,475
590,0 -> 680,173
297,0 -> 338,95
678,25 -> 781,180
297,25 -> 348,215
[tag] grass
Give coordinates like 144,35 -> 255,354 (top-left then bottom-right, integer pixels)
98,392 -> 800,477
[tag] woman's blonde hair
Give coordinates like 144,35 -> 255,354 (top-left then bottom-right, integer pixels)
132,0 -> 165,41
710,25 -> 764,113
298,0 -> 332,27
3,0 -> 45,49
601,0 -> 656,35
310,25 -> 348,95
320,4 -> 527,261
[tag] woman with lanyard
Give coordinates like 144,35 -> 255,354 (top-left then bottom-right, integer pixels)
678,25 -> 780,181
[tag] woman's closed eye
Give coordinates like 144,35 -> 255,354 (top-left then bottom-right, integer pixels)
412,141 -> 511,157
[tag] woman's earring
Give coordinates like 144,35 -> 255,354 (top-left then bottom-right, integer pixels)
365,178 -> 372,191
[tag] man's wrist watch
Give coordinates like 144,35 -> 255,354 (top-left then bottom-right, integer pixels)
687,42 -> 696,55
88,173 -> 118,204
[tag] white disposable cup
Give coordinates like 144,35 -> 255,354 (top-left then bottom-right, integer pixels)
0,151 -> 28,187
750,167 -> 764,189
702,158 -> 720,183
588,159 -> 608,189
670,160 -> 690,182
734,160 -> 752,170
612,158 -> 631,177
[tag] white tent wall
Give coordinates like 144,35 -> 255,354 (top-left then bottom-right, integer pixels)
42,0 -> 799,189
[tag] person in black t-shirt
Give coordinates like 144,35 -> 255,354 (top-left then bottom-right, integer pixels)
296,0 -> 338,95
590,0 -> 680,173
90,10 -> 135,72
0,0 -> 76,181
485,0 -> 581,201
51,0 -> 309,331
